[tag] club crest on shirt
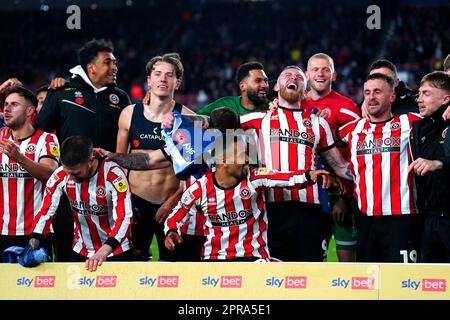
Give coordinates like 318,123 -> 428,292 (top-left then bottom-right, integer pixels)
96,186 -> 106,198
112,177 -> 128,193
442,127 -> 448,139
303,119 -> 312,128
49,142 -> 60,157
109,94 -> 120,104
26,144 -> 36,154
239,187 -> 251,200
390,122 -> 401,130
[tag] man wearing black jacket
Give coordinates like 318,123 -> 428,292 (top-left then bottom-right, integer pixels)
34,39 -> 131,261
409,71 -> 450,263
368,59 -> 419,115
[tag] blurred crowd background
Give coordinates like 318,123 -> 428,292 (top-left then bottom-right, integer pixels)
1,0 -> 449,110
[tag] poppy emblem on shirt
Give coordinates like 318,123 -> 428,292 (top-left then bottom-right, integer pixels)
303,119 -> 312,128
96,186 -> 106,198
442,128 -> 448,139
75,97 -> 84,105
26,144 -> 36,154
240,187 -> 251,200
132,139 -> 140,148
109,94 -> 120,104
391,122 -> 400,130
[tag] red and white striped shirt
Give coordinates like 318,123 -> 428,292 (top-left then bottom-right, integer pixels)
32,159 -> 133,257
0,130 -> 59,236
337,113 -> 422,216
240,107 -> 335,204
165,168 -> 313,260
179,175 -> 205,236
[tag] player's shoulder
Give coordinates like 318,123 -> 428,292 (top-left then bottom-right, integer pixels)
331,91 -> 358,107
119,103 -> 136,117
48,166 -> 67,183
111,86 -> 130,99
339,117 -> 365,131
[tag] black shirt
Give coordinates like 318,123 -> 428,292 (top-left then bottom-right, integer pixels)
34,75 -> 131,152
411,104 -> 450,214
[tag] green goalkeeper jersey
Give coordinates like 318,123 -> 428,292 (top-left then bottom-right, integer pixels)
197,95 -> 269,116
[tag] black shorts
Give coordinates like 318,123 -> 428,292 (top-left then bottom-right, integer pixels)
356,212 -> 420,263
131,194 -> 175,261
420,213 -> 450,263
266,201 -> 332,262
174,233 -> 205,262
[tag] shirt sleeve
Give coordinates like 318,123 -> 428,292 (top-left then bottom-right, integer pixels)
164,181 -> 202,234
336,119 -> 359,145
249,168 -> 314,190
105,166 -> 133,249
38,133 -> 60,163
240,112 -> 265,130
31,169 -> 65,239
336,101 -> 361,125
439,125 -> 450,169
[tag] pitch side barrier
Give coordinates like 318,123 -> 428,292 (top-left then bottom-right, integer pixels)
0,262 -> 448,300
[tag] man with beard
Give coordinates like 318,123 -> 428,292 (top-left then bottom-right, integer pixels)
28,136 -> 133,272
303,53 -> 361,262
0,87 -> 59,258
240,66 -> 353,262
197,61 -> 269,116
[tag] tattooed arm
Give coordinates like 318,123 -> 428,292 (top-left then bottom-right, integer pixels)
320,146 -> 354,181
111,150 -> 171,170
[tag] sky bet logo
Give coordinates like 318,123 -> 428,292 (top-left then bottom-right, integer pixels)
331,277 -> 375,289
201,276 -> 242,288
16,276 -> 55,288
139,276 -> 179,287
402,278 -> 446,292
265,276 -> 307,288
78,276 -> 117,288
